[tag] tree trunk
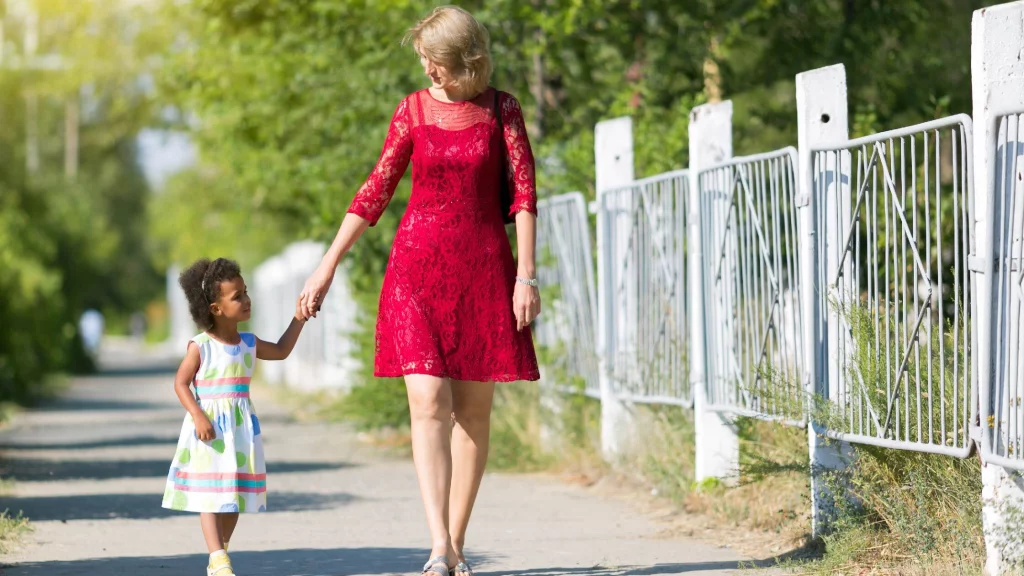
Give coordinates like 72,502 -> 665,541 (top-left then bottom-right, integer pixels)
66,94 -> 79,181
703,34 -> 723,103
529,28 -> 545,139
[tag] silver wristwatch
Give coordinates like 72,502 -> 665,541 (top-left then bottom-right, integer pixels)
516,276 -> 539,288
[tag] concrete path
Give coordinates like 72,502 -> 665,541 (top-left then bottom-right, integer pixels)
0,344 -> 751,575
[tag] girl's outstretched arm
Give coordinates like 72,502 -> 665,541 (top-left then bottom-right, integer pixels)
175,343 -> 215,441
256,303 -> 307,361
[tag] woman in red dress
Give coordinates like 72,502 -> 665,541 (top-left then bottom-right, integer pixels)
298,6 -> 540,575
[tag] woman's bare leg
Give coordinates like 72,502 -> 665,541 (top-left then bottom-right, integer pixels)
406,374 -> 457,566
448,380 -> 495,564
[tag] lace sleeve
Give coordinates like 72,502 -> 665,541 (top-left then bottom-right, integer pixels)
500,93 -> 538,217
347,98 -> 413,226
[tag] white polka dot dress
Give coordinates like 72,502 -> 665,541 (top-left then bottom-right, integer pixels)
162,332 -> 267,514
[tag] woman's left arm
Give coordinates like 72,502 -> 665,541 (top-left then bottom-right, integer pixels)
501,93 -> 541,331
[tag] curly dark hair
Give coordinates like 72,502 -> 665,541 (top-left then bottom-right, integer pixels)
178,257 -> 242,330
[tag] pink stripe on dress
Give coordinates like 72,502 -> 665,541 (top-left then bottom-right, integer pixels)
176,472 -> 267,480
197,392 -> 250,399
195,377 -> 251,387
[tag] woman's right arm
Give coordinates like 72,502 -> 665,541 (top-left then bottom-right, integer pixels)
299,97 -> 413,319
174,343 -> 215,441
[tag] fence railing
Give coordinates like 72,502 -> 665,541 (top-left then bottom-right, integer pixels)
599,170 -> 692,406
699,148 -> 807,426
533,192 -> 600,398
813,115 -> 977,458
982,108 -> 1024,469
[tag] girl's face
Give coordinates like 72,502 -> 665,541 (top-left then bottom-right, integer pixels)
419,48 -> 450,89
210,276 -> 251,324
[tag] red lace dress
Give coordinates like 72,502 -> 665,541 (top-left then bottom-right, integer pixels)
348,88 -> 540,382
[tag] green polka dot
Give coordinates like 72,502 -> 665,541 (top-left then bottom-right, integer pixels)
171,491 -> 188,510
211,439 -> 225,454
236,451 -> 247,467
163,487 -> 172,502
194,448 -> 212,471
235,405 -> 243,427
224,362 -> 246,377
244,353 -> 253,369
237,494 -> 246,513
202,368 -> 220,380
177,448 -> 191,465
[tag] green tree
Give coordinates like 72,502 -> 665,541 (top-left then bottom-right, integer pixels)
0,0 -> 168,400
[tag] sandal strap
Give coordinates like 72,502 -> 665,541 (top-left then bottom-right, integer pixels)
452,561 -> 473,575
422,555 -> 450,575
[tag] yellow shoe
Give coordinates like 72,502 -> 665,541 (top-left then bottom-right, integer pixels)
207,551 -> 235,576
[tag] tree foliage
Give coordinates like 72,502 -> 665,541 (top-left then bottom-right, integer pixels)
150,0 -> 1000,417
0,0 -> 166,400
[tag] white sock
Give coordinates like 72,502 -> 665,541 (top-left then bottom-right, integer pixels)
210,549 -> 227,561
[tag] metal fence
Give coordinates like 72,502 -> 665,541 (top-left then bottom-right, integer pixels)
812,115 -> 976,457
533,192 -> 600,398
981,109 -> 1024,469
599,170 -> 692,406
700,148 -> 807,425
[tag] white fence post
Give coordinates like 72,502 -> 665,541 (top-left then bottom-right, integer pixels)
595,116 -> 638,459
689,101 -> 739,484
973,3 -> 1024,573
796,64 -> 853,537
167,264 -> 194,351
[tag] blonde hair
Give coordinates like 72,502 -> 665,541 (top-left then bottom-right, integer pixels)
405,6 -> 493,98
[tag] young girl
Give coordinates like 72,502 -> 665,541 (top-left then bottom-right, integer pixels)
162,257 -> 308,576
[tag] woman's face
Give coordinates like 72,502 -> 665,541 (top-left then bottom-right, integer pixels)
419,48 -> 450,89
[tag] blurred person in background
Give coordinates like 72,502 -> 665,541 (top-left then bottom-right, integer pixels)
79,309 -> 104,357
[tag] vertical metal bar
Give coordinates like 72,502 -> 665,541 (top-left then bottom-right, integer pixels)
1011,117 -> 1024,459
935,129 -> 945,448
994,118 -> 1009,459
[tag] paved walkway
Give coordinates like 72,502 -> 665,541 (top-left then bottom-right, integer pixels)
0,344 -> 750,575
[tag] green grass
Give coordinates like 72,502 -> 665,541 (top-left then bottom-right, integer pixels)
803,448 -> 983,575
0,480 -> 30,555
488,381 -> 553,472
0,510 -> 30,554
784,298 -> 985,574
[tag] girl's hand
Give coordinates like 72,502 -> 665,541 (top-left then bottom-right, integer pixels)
194,413 -> 216,442
513,281 -> 541,332
299,264 -> 335,320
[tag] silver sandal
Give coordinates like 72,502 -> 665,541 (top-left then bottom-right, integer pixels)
422,555 -> 450,576
450,561 -> 473,575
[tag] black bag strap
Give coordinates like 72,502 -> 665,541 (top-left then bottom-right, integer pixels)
493,89 -> 505,158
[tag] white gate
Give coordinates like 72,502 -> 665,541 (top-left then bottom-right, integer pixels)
814,115 -> 976,457
534,192 -> 600,397
599,170 -> 691,406
981,109 -> 1024,469
700,148 -> 807,425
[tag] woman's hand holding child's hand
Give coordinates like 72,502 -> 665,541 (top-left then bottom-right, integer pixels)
194,413 -> 216,441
